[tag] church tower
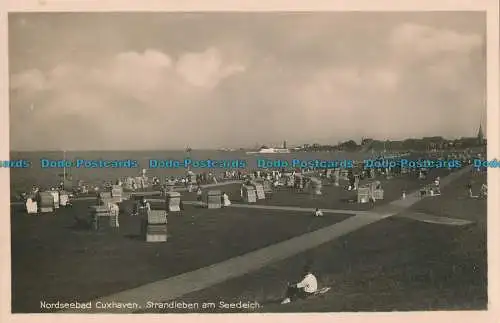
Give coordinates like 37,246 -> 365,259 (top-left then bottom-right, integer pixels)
477,122 -> 484,144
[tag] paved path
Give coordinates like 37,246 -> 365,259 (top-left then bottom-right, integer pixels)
62,166 -> 471,313
181,201 -> 473,225
398,212 -> 473,226
163,200 -> 374,216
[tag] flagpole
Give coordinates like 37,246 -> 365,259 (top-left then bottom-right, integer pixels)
63,150 -> 66,187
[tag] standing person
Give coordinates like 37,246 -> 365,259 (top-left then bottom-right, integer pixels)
196,187 -> 203,202
281,265 -> 318,304
273,178 -> 279,188
141,197 -> 151,211
434,176 -> 441,194
347,169 -> 354,191
466,182 -> 473,198
132,197 -> 149,216
480,183 -> 487,198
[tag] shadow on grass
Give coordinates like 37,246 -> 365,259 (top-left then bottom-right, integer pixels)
124,234 -> 143,241
65,219 -> 91,231
260,298 -> 284,307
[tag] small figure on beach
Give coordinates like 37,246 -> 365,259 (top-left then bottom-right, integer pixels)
222,192 -> 231,207
479,183 -> 487,198
25,197 -> 37,214
196,187 -> 203,201
133,197 -> 150,216
273,179 -> 279,188
434,176 -> 441,193
140,197 -> 150,209
347,170 -> 354,191
466,182 -> 473,198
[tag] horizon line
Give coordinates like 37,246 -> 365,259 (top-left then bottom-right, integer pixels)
9,136 -> 486,153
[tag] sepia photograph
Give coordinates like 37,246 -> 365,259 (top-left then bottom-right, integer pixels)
6,10 -> 493,314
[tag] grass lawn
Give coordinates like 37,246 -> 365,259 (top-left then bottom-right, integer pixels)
11,201 -> 348,313
409,171 -> 487,225
144,170 -> 486,313
189,169 -> 454,211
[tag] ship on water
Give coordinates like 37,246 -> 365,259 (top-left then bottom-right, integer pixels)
246,141 -> 290,154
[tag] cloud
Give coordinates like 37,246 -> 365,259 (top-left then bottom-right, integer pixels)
290,23 -> 484,141
10,69 -> 47,92
10,47 -> 246,150
176,47 -> 245,89
9,21 -> 485,150
389,23 -> 483,58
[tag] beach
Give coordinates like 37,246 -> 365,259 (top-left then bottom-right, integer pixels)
9,150 -> 378,194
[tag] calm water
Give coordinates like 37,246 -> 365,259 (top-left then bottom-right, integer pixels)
9,150 -> 373,192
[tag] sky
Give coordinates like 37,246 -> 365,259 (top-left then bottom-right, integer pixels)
9,12 -> 486,151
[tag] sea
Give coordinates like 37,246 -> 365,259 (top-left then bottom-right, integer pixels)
9,150 -> 374,193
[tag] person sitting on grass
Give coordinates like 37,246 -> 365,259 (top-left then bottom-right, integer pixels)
314,208 -> 323,217
222,192 -> 231,207
281,265 -> 318,304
